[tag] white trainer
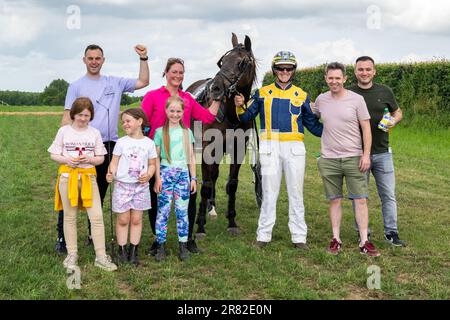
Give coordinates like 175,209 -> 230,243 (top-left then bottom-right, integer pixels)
63,253 -> 78,269
94,254 -> 118,271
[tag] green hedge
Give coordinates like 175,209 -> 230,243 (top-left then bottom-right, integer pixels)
263,60 -> 450,127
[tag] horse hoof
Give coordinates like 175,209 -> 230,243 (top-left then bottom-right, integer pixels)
227,227 -> 240,236
196,233 -> 206,241
208,206 -> 218,219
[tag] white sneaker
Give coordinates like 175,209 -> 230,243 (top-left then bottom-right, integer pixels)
63,253 -> 78,269
94,254 -> 118,271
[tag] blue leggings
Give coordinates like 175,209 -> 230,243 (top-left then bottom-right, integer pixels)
156,166 -> 190,244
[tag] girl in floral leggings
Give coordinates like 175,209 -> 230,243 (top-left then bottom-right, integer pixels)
153,96 -> 197,261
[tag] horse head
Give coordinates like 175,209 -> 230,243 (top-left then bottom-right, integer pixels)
209,33 -> 256,103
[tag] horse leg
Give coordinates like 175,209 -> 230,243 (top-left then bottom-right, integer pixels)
226,162 -> 242,236
226,132 -> 250,236
197,161 -> 220,239
196,163 -> 210,239
208,163 -> 220,219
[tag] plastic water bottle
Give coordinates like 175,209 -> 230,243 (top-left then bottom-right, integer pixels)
378,108 -> 392,132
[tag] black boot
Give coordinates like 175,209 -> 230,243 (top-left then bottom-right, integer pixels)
179,242 -> 190,261
155,243 -> 166,262
85,216 -> 93,246
55,237 -> 67,256
55,211 -> 67,255
187,238 -> 201,254
147,240 -> 158,256
85,235 -> 93,246
128,244 -> 139,266
118,245 -> 128,264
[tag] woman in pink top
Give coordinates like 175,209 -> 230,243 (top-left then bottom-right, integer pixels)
141,57 -> 220,255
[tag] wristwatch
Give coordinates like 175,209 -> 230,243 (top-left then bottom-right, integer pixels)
140,56 -> 148,61
191,176 -> 198,181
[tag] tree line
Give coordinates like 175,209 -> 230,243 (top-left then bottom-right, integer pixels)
264,59 -> 450,127
0,79 -> 142,106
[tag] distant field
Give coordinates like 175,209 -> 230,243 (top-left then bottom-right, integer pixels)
0,112 -> 449,300
0,105 -> 63,112
0,105 -> 134,113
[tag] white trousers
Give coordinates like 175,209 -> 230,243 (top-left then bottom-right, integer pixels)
256,140 -> 307,243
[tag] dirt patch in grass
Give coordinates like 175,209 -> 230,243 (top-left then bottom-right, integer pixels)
396,272 -> 412,285
344,285 -> 386,300
244,291 -> 267,299
117,278 -> 138,299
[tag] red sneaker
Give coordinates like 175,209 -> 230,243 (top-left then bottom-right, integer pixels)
327,238 -> 342,255
359,241 -> 381,257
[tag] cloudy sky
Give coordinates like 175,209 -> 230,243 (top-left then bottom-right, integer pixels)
1,0 -> 449,96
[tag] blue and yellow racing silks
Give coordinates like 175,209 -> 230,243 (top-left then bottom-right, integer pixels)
236,82 -> 323,141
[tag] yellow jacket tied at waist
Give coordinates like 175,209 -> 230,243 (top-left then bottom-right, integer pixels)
54,165 -> 97,211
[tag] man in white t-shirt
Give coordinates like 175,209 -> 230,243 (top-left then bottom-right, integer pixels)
315,62 -> 380,257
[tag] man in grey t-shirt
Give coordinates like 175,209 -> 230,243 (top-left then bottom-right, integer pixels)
55,44 -> 150,255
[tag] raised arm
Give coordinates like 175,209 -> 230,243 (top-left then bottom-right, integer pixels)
134,44 -> 149,90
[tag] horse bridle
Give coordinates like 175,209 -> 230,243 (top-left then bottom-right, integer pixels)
215,45 -> 254,99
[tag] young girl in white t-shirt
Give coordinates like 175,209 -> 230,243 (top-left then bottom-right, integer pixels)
48,97 -> 117,272
106,108 -> 156,266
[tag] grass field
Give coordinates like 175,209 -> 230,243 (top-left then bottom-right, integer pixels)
0,109 -> 449,300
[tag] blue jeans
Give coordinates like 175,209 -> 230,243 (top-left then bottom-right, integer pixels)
354,152 -> 398,234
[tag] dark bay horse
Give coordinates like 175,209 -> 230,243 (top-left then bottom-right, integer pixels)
186,33 -> 257,237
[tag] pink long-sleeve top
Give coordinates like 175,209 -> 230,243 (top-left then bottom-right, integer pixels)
141,86 -> 216,139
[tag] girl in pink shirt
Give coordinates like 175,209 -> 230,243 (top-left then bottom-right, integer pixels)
141,57 -> 220,255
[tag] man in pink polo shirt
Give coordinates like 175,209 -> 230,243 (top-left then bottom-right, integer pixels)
315,62 -> 380,257
141,57 -> 220,255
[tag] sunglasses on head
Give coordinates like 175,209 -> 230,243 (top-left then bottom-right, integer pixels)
274,66 -> 295,72
168,57 -> 184,65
